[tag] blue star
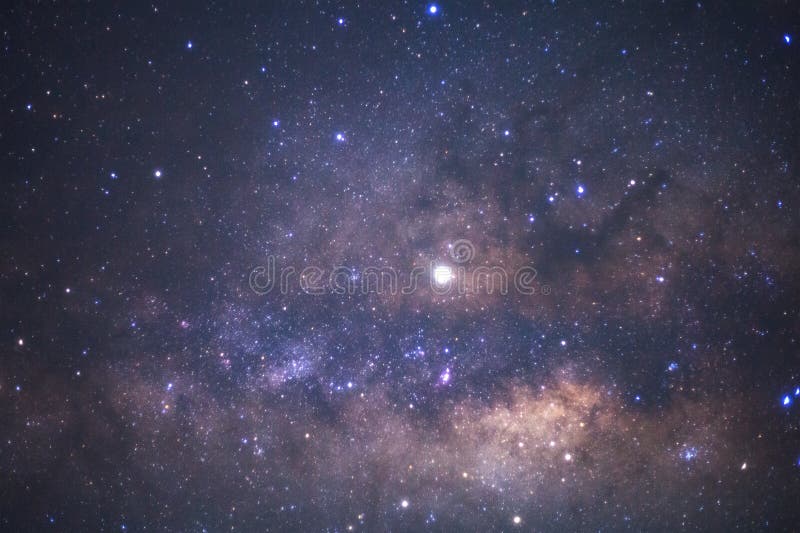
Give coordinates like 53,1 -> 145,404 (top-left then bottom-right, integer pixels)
428,4 -> 439,15
783,395 -> 792,406
186,40 -> 193,49
784,34 -> 792,45
576,185 -> 585,195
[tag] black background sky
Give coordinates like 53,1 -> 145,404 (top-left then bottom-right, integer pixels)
2,1 -> 800,531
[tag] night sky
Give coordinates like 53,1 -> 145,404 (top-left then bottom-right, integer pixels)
2,1 -> 800,531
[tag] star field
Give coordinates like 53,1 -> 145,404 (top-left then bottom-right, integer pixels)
2,1 -> 800,531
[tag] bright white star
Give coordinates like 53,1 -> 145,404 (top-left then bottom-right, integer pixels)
433,265 -> 453,285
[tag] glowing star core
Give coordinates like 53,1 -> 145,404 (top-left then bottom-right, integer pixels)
433,265 -> 453,285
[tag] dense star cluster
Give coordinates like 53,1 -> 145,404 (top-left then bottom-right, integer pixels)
2,1 -> 800,530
